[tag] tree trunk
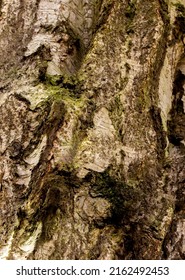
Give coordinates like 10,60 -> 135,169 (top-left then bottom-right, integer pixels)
0,0 -> 185,260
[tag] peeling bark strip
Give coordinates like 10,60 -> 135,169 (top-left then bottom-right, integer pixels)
0,0 -> 185,260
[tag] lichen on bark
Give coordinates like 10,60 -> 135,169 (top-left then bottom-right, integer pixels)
0,0 -> 185,259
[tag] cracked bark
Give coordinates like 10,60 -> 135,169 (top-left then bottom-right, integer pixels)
0,0 -> 185,259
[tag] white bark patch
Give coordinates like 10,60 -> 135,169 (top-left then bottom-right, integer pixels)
24,34 -> 53,57
24,135 -> 47,166
17,85 -> 49,110
75,188 -> 111,223
37,0 -> 62,27
17,222 -> 42,259
24,0 -> 100,74
0,231 -> 14,260
166,218 -> 185,259
16,135 -> 47,186
75,107 -> 121,177
158,44 -> 183,130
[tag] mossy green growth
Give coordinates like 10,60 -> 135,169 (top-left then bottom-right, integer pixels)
45,74 -> 77,88
48,90 -> 86,113
45,75 -> 62,86
45,72 -> 84,98
44,75 -> 86,109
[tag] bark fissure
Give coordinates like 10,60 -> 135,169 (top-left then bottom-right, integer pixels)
0,0 -> 185,260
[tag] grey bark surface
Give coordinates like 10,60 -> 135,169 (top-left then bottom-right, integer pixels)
0,0 -> 185,259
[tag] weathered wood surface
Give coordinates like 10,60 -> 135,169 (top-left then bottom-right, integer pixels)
0,0 -> 185,259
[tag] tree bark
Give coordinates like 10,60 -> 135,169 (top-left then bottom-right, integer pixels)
0,0 -> 185,260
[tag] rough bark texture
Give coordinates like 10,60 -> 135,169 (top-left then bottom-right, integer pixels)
0,0 -> 185,260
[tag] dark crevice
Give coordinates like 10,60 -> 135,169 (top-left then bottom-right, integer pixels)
150,105 -> 167,159
168,69 -> 185,146
158,0 -> 170,25
0,0 -> 3,17
95,0 -> 115,32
